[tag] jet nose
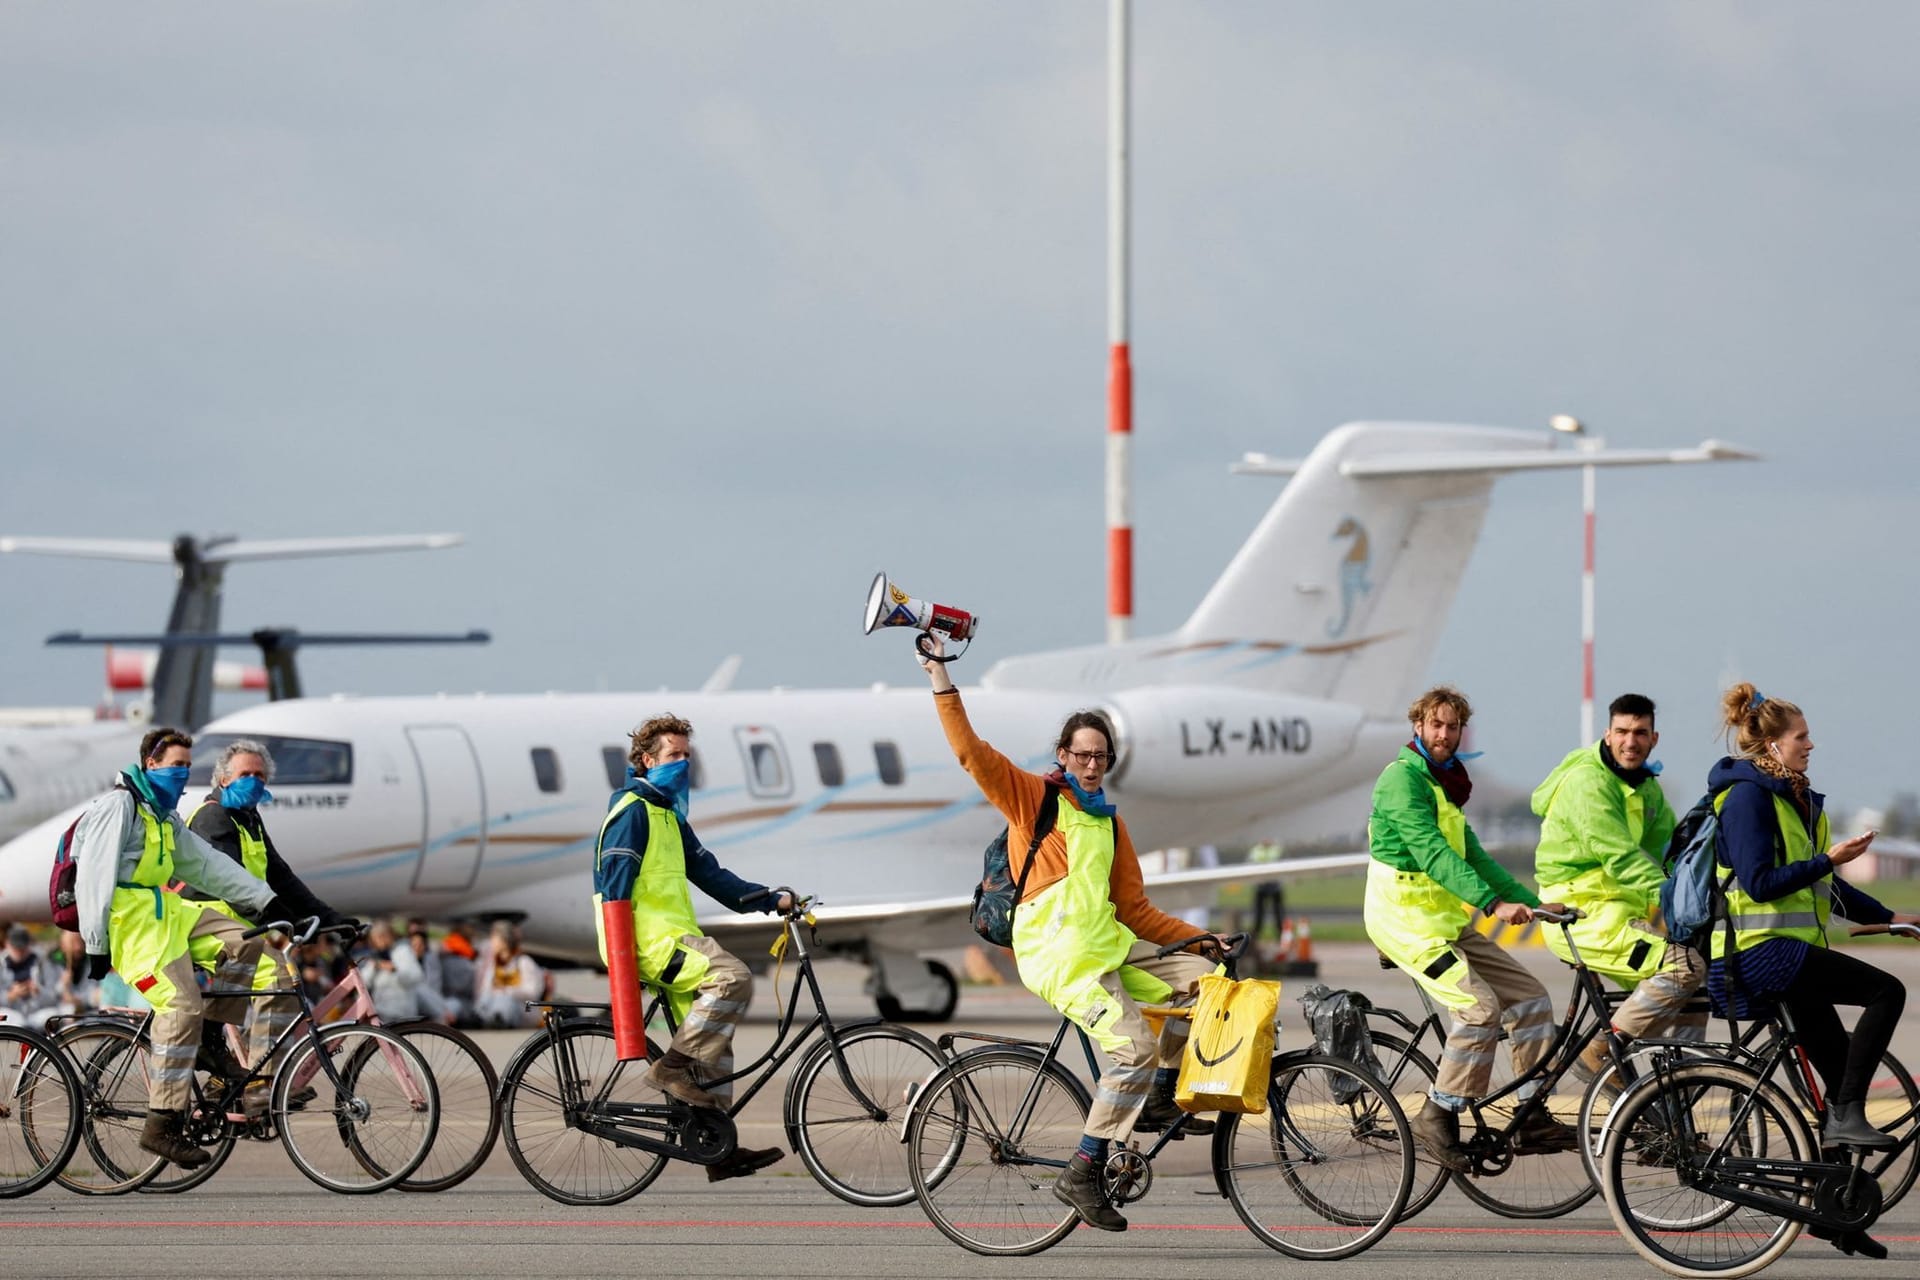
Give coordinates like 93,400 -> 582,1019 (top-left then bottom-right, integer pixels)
0,805 -> 84,924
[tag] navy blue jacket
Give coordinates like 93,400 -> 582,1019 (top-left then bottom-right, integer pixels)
593,775 -> 770,914
1706,756 -> 1889,924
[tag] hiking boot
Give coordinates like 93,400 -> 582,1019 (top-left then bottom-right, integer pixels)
139,1108 -> 212,1170
1512,1107 -> 1579,1154
1053,1155 -> 1127,1232
1134,1083 -> 1215,1136
1825,1100 -> 1898,1151
1812,1224 -> 1890,1260
646,1059 -> 724,1110
1573,1035 -> 1614,1083
706,1145 -> 785,1182
1410,1099 -> 1471,1173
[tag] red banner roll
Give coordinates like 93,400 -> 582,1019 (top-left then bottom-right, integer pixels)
601,900 -> 649,1062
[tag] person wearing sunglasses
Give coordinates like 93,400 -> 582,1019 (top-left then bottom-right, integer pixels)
919,634 -> 1229,1233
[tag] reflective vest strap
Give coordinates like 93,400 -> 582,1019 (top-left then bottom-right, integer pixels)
595,792 -> 643,874
1728,911 -> 1821,930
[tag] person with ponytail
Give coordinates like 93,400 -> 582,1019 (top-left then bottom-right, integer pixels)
1707,682 -> 1916,1257
920,634 -> 1229,1233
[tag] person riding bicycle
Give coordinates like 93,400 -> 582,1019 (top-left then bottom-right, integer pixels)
1706,685 -> 1916,1160
920,635 -> 1229,1233
592,713 -> 791,1182
185,738 -> 357,1102
1532,693 -> 1705,1079
70,727 -> 298,1169
1365,685 -> 1578,1172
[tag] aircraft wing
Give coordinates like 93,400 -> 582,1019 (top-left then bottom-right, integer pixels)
692,850 -> 1370,956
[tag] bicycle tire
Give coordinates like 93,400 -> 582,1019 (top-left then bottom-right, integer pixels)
1599,1059 -> 1812,1278
138,1073 -> 241,1195
785,1021 -> 945,1208
499,1021 -> 669,1206
1366,1031 -> 1451,1220
904,1047 -> 1088,1257
386,1022 -> 500,1193
1216,1050 -> 1413,1260
2,1024 -> 83,1199
276,1023 -> 438,1193
1576,1038 -> 1731,1228
56,1021 -> 167,1195
1448,1036 -> 1597,1219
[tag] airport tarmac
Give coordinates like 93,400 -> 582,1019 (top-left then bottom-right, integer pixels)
5,941 -> 1919,1278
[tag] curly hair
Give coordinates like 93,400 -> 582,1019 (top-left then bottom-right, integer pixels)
628,714 -> 694,769
1406,685 -> 1472,727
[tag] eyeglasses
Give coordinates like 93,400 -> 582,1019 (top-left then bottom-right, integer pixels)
1063,749 -> 1114,767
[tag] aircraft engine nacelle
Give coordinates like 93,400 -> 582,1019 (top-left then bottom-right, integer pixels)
1101,686 -> 1364,800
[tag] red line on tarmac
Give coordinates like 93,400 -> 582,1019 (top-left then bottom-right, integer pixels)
2,1218 -> 1916,1244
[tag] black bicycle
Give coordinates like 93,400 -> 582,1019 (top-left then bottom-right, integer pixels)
2,1016 -> 84,1198
902,932 -> 1415,1259
1598,922 -> 1920,1278
497,889 -> 944,1207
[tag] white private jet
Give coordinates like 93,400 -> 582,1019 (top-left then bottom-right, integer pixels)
0,533 -> 481,844
0,422 -> 1753,1018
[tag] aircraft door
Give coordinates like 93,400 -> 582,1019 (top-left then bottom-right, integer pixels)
406,725 -> 487,893
734,726 -> 793,800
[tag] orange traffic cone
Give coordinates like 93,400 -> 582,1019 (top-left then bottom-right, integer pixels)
1295,916 -> 1314,964
1275,917 -> 1295,965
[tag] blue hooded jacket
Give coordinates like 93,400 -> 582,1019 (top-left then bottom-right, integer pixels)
592,773 -> 770,914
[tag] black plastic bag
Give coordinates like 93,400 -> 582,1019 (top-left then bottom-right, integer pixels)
1297,984 -> 1383,1104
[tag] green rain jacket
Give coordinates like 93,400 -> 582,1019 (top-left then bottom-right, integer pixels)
1368,746 -> 1536,911
1531,742 -> 1675,919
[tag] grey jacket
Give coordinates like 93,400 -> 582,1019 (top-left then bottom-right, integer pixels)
73,769 -> 276,957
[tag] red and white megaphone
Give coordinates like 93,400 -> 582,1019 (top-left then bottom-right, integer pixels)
863,571 -> 979,663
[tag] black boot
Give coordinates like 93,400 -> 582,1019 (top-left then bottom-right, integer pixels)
1134,1080 -> 1215,1136
1512,1105 -> 1580,1155
139,1109 -> 211,1170
1826,1100 -> 1899,1151
1812,1223 -> 1890,1260
707,1145 -> 784,1182
1410,1098 -> 1470,1173
1053,1155 -> 1127,1231
195,1021 -> 247,1087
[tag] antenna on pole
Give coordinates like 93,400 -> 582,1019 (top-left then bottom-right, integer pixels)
1106,0 -> 1133,645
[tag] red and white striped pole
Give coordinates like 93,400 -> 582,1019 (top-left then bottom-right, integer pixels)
1553,414 -> 1597,743
1106,0 -> 1133,646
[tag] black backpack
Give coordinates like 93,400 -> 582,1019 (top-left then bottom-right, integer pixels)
969,785 -> 1062,947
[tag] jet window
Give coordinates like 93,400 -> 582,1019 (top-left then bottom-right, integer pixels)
530,747 -> 563,794
874,741 -> 905,787
602,746 -> 628,789
813,742 -> 844,788
188,734 -> 353,786
748,743 -> 785,791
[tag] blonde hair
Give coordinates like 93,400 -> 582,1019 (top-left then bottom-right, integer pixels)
1407,685 -> 1472,727
1719,682 -> 1804,758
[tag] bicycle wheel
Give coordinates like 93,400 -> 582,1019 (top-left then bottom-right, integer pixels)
138,1073 -> 239,1194
786,1022 -> 945,1207
1856,1049 -> 1919,1210
56,1022 -> 166,1194
1217,1050 -> 1413,1259
386,1022 -> 499,1193
1367,1031 -> 1451,1220
499,1021 -> 669,1206
1577,1038 -> 1725,1218
1450,1039 -> 1597,1219
1600,1060 -> 1812,1278
276,1023 -> 438,1193
2,1025 -> 82,1198
904,1047 -> 1088,1257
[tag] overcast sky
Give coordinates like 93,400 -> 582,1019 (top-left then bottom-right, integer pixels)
3,3 -> 1915,816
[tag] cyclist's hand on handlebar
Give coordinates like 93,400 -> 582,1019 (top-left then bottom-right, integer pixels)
776,891 -> 795,914
1490,900 -> 1534,926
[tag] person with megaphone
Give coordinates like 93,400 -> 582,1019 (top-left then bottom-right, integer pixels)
917,633 -> 1231,1233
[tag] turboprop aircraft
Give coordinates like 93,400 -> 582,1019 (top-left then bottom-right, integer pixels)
0,422 -> 1753,1018
0,533 -> 480,843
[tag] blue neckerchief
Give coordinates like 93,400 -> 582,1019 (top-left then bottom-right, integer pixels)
1062,769 -> 1116,819
643,759 -> 691,820
1412,737 -> 1481,768
144,765 -> 191,813
219,776 -> 273,810
1646,759 -> 1663,776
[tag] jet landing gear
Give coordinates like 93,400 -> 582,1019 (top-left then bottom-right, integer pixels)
866,949 -> 959,1022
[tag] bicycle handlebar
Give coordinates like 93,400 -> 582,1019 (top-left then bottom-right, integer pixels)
743,885 -> 814,917
1154,931 -> 1249,962
240,916 -> 364,945
1533,907 -> 1585,925
1850,922 -> 1920,940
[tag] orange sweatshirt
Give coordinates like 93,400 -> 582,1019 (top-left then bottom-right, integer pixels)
936,689 -> 1193,949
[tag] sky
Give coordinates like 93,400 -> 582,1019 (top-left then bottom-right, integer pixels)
2,3 -> 1916,817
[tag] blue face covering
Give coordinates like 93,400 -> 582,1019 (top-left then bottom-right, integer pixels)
220,776 -> 272,810
145,765 -> 192,812
645,759 -> 691,819
1061,768 -> 1116,819
1413,737 -> 1483,768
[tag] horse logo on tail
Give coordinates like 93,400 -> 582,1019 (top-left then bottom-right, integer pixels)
1326,516 -> 1373,638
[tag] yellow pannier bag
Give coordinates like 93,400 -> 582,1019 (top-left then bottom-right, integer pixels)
1175,974 -> 1281,1114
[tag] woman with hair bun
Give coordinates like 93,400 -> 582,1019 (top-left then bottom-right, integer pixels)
1706,683 -> 1917,1174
